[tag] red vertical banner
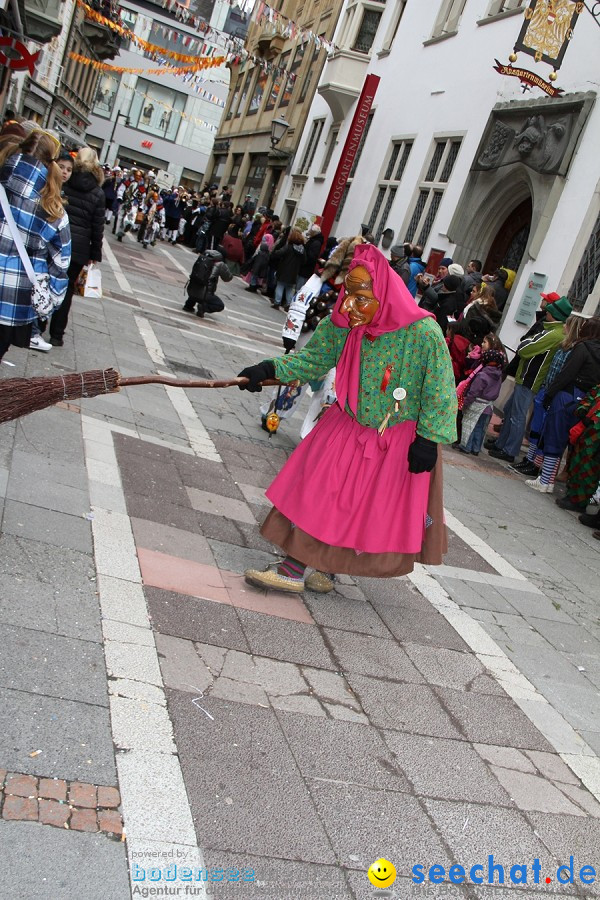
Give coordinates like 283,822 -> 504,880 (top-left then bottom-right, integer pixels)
320,74 -> 381,242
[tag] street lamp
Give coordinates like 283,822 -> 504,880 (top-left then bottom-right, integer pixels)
103,110 -> 130,165
270,116 -> 289,149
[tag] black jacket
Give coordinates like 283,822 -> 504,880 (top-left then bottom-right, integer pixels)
299,233 -> 322,278
419,286 -> 460,334
546,339 -> 600,400
64,169 -> 105,265
270,242 -> 305,284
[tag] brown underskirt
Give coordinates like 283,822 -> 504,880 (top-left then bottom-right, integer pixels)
260,452 -> 447,577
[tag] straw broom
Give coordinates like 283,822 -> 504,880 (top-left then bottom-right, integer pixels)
0,368 -> 279,425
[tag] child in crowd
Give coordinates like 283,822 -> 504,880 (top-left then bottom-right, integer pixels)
457,335 -> 507,455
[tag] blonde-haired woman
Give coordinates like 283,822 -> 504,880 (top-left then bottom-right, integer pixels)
48,146 -> 105,346
0,129 -> 70,359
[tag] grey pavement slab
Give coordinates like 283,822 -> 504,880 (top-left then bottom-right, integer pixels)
423,800 -> 576,895
0,821 -> 130,900
166,691 -> 336,864
1,500 -> 93,553
374,603 -> 470,652
207,537 -> 273,575
131,516 -> 216,566
347,674 -> 463,739
0,624 -> 108,706
236,608 -> 335,669
5,475 -> 90,517
403,643 -> 505,694
146,585 -> 250,651
307,780 -> 453,873
324,628 -> 425,682
277,711 -> 411,792
0,686 -> 117,783
8,448 -> 89,489
0,570 -> 102,642
303,590 -> 393,638
434,688 -> 553,750
383,732 -> 512,805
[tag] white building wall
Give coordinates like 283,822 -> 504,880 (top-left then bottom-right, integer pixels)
283,0 -> 600,348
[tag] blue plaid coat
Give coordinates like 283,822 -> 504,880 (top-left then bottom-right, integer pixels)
0,153 -> 71,326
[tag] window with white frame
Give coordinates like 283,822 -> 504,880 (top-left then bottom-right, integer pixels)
404,137 -> 462,246
298,118 -> 325,175
366,139 -> 413,242
353,7 -> 384,52
431,0 -> 468,37
380,0 -> 407,52
320,126 -> 339,175
338,1 -> 385,55
486,0 -> 524,14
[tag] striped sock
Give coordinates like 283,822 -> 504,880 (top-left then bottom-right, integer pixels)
534,452 -> 543,467
540,455 -> 560,485
277,557 -> 306,580
527,440 -> 538,462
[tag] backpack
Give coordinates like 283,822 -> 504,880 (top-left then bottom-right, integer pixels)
187,253 -> 215,300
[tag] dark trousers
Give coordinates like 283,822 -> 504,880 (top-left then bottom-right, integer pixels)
50,260 -> 84,341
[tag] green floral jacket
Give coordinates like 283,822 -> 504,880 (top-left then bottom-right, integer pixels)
271,316 -> 457,444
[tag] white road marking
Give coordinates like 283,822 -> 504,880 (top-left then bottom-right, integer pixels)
81,416 -> 207,898
158,246 -> 191,277
103,236 -> 133,294
443,509 -> 528,581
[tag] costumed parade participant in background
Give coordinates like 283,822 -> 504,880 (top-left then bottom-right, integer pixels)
237,243 -> 457,593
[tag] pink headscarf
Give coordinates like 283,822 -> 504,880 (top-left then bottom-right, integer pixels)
331,243 -> 432,415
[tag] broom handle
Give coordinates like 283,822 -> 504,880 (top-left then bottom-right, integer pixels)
119,375 -> 281,389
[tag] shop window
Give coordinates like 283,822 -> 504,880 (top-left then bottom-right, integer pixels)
93,73 -> 120,117
129,78 -> 186,142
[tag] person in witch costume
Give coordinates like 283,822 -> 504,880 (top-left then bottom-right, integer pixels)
237,243 -> 457,593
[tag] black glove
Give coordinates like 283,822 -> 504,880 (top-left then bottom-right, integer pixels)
237,360 -> 276,392
408,435 -> 438,474
282,337 -> 296,353
542,394 -> 553,411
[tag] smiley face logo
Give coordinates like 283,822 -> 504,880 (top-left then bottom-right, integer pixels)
367,858 -> 397,888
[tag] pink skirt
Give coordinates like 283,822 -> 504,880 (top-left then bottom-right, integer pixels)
265,402 -> 435,557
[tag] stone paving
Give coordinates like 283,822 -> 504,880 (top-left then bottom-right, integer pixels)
0,231 -> 599,899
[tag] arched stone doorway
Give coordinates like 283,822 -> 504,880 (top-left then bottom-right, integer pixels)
484,197 -> 533,274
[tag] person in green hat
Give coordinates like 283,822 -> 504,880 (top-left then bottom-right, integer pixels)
487,296 -> 573,462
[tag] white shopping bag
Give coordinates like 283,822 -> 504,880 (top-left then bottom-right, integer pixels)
83,262 -> 102,299
282,274 -> 323,344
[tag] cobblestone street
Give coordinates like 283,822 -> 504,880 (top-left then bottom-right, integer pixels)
0,232 -> 599,899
